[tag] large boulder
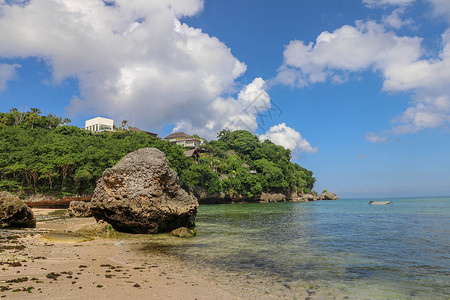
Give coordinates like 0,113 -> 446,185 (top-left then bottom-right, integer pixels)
90,148 -> 198,234
0,191 -> 36,228
68,201 -> 92,217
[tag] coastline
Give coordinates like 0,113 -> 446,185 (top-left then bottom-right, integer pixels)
0,210 -> 242,300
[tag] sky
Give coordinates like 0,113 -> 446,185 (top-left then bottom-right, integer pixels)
1,0 -> 450,198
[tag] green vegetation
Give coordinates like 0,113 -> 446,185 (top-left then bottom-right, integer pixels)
0,108 -> 190,196
0,109 -> 315,199
182,129 -> 315,197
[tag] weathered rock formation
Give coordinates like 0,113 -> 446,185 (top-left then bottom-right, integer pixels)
90,148 -> 199,234
260,192 -> 286,203
297,193 -> 320,201
319,192 -> 339,200
189,185 -> 338,204
68,201 -> 92,217
189,186 -> 291,204
0,191 -> 36,228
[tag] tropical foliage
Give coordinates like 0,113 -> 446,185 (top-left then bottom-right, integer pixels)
182,129 -> 315,197
0,109 -> 190,196
0,109 -> 315,198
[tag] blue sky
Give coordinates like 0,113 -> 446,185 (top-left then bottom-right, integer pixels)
0,0 -> 449,197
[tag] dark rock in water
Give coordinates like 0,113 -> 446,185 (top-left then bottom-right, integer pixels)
319,192 -> 339,200
171,227 -> 196,238
0,191 -> 36,228
68,201 -> 92,217
90,148 -> 198,234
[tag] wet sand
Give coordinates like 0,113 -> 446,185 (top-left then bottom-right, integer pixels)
0,210 -> 241,299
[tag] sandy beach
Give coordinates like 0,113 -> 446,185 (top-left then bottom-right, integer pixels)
0,209 -> 241,300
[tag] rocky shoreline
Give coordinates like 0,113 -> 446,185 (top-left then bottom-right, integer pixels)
189,186 -> 338,205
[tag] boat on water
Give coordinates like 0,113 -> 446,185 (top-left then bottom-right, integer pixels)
369,201 -> 392,205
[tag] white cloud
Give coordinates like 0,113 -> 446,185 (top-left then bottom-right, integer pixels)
428,0 -> 450,22
382,8 -> 413,29
259,123 -> 318,153
363,0 -> 450,23
277,21 -> 450,140
173,77 -> 271,139
363,0 -> 415,7
365,132 -> 387,143
277,21 -> 423,88
0,0 -> 259,139
391,95 -> 450,134
0,63 -> 20,91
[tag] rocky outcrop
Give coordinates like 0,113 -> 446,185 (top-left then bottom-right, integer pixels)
0,191 -> 36,228
297,193 -> 320,201
319,192 -> 339,200
189,185 -> 339,204
90,148 -> 199,234
171,227 -> 197,238
293,192 -> 339,202
188,186 -> 229,204
190,186 -> 292,204
260,193 -> 286,203
68,201 -> 92,217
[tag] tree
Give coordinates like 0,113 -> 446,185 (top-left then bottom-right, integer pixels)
253,158 -> 288,190
181,164 -> 221,194
231,167 -> 262,197
227,130 -> 260,157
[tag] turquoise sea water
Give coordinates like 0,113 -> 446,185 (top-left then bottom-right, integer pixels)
133,198 -> 450,299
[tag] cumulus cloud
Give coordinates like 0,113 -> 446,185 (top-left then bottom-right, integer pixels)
0,0 -> 253,139
259,123 -> 318,153
391,95 -> 450,134
277,21 -> 423,87
0,63 -> 20,91
173,77 -> 272,139
277,21 -> 450,140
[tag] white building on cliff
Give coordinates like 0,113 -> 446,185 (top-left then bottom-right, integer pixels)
85,117 -> 114,132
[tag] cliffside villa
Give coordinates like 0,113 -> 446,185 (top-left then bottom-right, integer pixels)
164,132 -> 205,148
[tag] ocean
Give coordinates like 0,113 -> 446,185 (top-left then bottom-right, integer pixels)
129,197 -> 450,299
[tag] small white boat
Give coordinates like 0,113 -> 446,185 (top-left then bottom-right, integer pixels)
369,201 -> 392,205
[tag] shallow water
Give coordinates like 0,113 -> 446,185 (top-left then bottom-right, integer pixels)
134,198 -> 450,299
41,232 -> 92,243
